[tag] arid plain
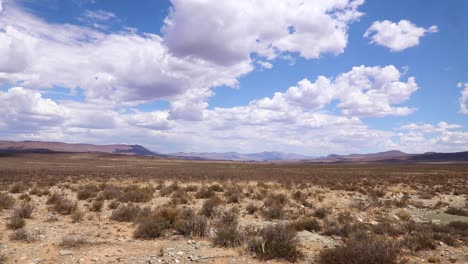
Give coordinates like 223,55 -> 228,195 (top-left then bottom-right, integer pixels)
0,153 -> 467,264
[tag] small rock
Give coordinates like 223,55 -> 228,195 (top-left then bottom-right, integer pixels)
449,256 -> 457,263
176,251 -> 184,255
59,250 -> 73,256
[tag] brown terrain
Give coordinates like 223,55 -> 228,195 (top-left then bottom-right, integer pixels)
0,152 -> 467,264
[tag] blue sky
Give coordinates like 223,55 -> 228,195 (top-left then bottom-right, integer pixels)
0,0 -> 467,155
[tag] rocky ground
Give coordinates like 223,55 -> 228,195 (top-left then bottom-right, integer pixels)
0,180 -> 467,264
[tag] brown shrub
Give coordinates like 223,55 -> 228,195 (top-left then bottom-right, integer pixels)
71,209 -> 85,223
29,187 -> 50,197
118,185 -> 154,203
90,199 -> 104,212
248,223 -> 301,262
9,183 -> 28,194
107,200 -> 120,209
48,193 -> 77,215
9,229 -> 38,242
262,202 -> 284,220
60,234 -> 90,247
291,217 -> 321,232
313,207 -> 330,219
7,214 -> 25,230
0,192 -> 16,210
246,203 -> 258,214
13,202 -> 34,218
404,232 -> 437,251
200,196 -> 221,218
318,234 -> 401,264
175,211 -> 208,237
445,207 -> 468,217
213,210 -> 242,247
195,186 -> 216,199
77,184 -> 100,200
133,217 -> 169,239
110,203 -> 141,222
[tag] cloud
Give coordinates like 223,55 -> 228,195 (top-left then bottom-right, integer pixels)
82,10 -> 116,21
364,20 -> 438,51
458,83 -> 468,114
0,87 -> 66,131
397,122 -> 468,153
257,60 -> 273,69
253,65 -> 418,117
0,4 -> 252,114
163,0 -> 364,66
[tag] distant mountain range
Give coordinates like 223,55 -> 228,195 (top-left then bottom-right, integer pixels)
0,140 -> 467,163
169,151 -> 315,161
0,140 -> 155,156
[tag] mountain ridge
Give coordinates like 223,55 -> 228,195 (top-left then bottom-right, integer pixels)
0,140 -> 467,162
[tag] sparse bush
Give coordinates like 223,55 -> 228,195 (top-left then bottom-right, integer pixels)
175,212 -> 208,237
200,196 -> 221,218
0,192 -> 16,210
159,182 -> 179,197
18,193 -> 31,202
195,186 -> 215,199
29,187 -> 50,197
133,205 -> 183,239
445,207 -> 468,217
213,210 -> 242,247
264,193 -> 288,207
248,223 -> 301,262
99,185 -> 121,200
170,189 -> 190,205
134,217 -> 169,239
318,234 -> 401,264
262,202 -> 284,220
7,214 -> 25,230
9,228 -> 38,242
48,193 -> 77,215
9,183 -> 27,194
13,202 -> 34,218
404,232 -> 437,251
313,207 -> 330,219
60,234 -> 90,247
108,200 -> 120,209
77,184 -> 100,200
246,203 -> 258,214
71,209 -> 85,223
118,185 -> 154,203
90,199 -> 104,212
291,217 -> 321,232
110,203 -> 141,222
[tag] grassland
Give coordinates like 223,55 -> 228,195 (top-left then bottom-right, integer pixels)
0,153 -> 467,263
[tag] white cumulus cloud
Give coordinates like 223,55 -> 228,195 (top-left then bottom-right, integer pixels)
163,0 -> 364,65
459,82 -> 468,114
364,20 -> 438,51
253,65 -> 418,117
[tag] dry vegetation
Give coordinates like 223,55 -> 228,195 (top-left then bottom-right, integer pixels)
0,153 -> 467,263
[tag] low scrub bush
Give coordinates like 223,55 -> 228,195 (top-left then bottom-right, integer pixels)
200,196 -> 221,218
318,234 -> 401,264
118,185 -> 154,203
110,203 -> 141,222
291,217 -> 321,232
9,229 -> 39,242
90,199 -> 104,212
9,183 -> 28,194
213,210 -> 242,247
248,223 -> 301,262
13,202 -> 34,218
445,207 -> 468,217
48,193 -> 77,215
7,214 -> 25,230
60,234 -> 90,247
0,192 -> 16,210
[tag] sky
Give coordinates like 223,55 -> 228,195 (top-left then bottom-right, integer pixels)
0,0 -> 467,155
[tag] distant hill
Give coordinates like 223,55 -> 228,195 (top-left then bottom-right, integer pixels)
1,140 -> 467,163
0,140 -> 155,156
169,151 -> 315,161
